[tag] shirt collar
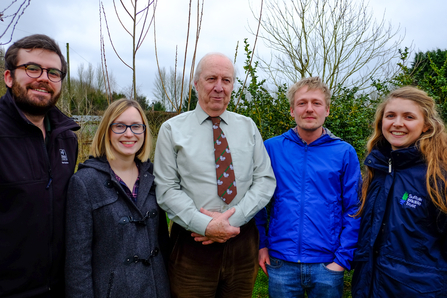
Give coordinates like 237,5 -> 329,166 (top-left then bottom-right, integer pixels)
194,103 -> 229,125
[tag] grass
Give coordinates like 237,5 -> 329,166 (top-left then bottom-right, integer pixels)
252,268 -> 353,298
252,269 -> 269,298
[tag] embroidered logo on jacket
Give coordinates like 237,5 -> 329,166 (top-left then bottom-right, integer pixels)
59,149 -> 69,165
399,192 -> 422,208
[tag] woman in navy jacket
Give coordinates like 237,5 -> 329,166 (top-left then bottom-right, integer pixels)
352,86 -> 447,297
65,99 -> 170,297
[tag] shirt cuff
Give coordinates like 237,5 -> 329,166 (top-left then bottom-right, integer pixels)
188,211 -> 213,236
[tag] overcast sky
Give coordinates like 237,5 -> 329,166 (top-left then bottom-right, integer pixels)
1,0 -> 446,102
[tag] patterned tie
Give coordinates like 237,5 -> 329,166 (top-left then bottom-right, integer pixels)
211,117 -> 237,204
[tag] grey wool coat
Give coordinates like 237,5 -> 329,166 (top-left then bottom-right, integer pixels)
65,156 -> 170,298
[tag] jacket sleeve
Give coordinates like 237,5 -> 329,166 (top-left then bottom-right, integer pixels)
65,174 -> 94,297
334,146 -> 362,270
254,207 -> 269,249
157,205 -> 171,270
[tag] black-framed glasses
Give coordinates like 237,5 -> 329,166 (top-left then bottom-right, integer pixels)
110,123 -> 146,135
14,63 -> 65,83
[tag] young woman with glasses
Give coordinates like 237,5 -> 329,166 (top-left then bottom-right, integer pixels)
65,98 -> 170,297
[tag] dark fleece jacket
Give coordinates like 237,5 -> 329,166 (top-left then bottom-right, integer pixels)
0,89 -> 79,298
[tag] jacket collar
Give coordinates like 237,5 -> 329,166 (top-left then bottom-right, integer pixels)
79,155 -> 151,175
283,127 -> 339,146
1,88 -> 80,135
79,156 -> 154,212
366,144 -> 424,172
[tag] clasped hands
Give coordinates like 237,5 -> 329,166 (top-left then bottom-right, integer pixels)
190,207 -> 240,245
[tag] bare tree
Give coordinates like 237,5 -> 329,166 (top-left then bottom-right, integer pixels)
99,0 -> 156,101
152,67 -> 190,111
252,0 -> 404,93
153,0 -> 204,114
0,0 -> 31,45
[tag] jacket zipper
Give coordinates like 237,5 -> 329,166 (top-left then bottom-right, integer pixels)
46,167 -> 53,188
388,158 -> 392,173
41,131 -> 54,288
298,142 -> 308,263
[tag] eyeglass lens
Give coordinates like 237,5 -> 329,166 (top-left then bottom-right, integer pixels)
21,64 -> 63,82
111,123 -> 145,134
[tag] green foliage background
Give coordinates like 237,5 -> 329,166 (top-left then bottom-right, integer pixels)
230,42 -> 447,162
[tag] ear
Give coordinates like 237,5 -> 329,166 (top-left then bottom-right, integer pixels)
325,106 -> 330,117
422,124 -> 429,133
290,106 -> 294,117
4,70 -> 13,88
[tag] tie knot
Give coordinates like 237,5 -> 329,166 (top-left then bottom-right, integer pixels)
210,117 -> 221,126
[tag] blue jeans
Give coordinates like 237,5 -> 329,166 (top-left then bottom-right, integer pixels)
266,256 -> 344,298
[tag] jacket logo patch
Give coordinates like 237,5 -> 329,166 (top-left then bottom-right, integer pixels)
399,192 -> 422,209
59,149 -> 69,165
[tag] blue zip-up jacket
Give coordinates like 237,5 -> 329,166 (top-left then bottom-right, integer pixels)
255,128 -> 361,270
352,145 -> 447,297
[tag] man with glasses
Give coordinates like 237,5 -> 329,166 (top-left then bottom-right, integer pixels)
0,34 -> 79,297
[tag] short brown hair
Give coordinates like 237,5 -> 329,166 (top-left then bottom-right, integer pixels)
286,77 -> 331,107
5,34 -> 67,78
90,99 -> 152,162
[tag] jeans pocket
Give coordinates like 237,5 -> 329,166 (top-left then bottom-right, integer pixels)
322,262 -> 345,274
266,256 -> 283,269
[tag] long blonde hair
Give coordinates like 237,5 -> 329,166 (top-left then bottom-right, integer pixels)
356,86 -> 447,216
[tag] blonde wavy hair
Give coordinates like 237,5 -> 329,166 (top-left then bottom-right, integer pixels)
356,86 -> 447,216
90,98 -> 152,162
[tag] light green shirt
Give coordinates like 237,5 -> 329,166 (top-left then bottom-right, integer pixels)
154,104 -> 276,236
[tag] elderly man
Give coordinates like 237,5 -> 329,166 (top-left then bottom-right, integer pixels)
0,34 -> 79,297
154,53 -> 276,297
255,77 -> 361,298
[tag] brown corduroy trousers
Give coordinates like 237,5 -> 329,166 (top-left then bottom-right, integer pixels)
168,219 -> 259,298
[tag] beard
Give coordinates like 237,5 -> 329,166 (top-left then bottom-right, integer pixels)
12,80 -> 61,116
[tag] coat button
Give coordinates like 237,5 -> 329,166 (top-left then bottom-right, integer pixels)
148,209 -> 158,218
151,248 -> 159,256
133,255 -> 139,263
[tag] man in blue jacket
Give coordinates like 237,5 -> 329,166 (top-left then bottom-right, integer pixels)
255,77 -> 361,298
0,34 -> 79,297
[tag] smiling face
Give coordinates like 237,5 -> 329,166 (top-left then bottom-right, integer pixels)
290,86 -> 329,142
4,48 -> 62,116
382,97 -> 428,150
194,55 -> 234,117
109,107 -> 145,161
